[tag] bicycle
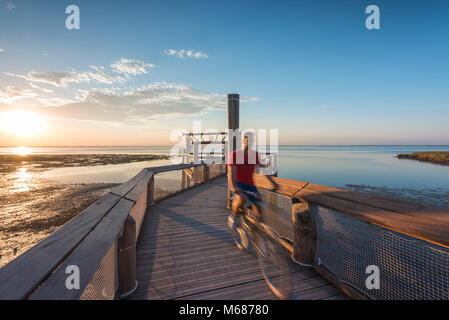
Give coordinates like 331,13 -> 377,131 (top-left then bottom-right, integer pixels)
228,190 -> 291,300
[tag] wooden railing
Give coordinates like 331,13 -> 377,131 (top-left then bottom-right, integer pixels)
2,163 -> 447,300
246,174 -> 449,300
0,163 -> 225,300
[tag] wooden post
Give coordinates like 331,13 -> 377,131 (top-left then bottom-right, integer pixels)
291,202 -> 317,267
181,169 -> 186,190
184,168 -> 192,188
147,175 -> 154,206
192,166 -> 197,185
118,215 -> 138,298
195,166 -> 201,185
203,165 -> 210,183
227,93 -> 239,209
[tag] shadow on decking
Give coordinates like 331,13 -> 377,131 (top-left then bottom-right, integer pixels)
132,178 -> 346,300
134,182 -> 242,298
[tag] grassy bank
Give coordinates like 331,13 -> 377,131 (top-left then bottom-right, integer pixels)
397,151 -> 449,165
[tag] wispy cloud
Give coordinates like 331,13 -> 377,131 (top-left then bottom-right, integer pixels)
110,58 -> 154,76
0,48 -> 4,53
3,70 -> 114,87
36,96 -> 79,107
42,82 -> 227,123
0,86 -> 37,103
6,1 -> 15,10
164,49 -> 208,59
0,82 -> 258,125
1,56 -> 258,125
319,105 -> 329,109
29,82 -> 53,93
4,58 -> 154,87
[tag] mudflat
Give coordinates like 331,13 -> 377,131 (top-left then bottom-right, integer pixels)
0,153 -> 169,173
0,153 -> 169,268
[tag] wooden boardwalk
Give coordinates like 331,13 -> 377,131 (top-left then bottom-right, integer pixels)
131,177 -> 347,300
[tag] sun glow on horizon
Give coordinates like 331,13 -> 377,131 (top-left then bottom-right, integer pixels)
0,111 -> 47,137
13,146 -> 32,156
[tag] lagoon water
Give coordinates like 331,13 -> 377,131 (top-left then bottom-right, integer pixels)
3,147 -> 448,269
2,146 -> 449,190
277,146 -> 449,190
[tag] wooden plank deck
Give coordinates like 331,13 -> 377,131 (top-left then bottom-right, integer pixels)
131,177 -> 347,300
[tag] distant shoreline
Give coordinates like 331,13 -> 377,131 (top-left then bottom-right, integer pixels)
1,144 -> 449,148
397,152 -> 449,166
0,153 -> 170,174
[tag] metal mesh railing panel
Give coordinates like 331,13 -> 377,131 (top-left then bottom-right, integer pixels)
185,166 -> 203,188
208,163 -> 225,179
154,170 -> 183,200
315,206 -> 449,300
258,189 -> 293,242
130,185 -> 148,238
153,165 -> 225,201
80,241 -> 118,300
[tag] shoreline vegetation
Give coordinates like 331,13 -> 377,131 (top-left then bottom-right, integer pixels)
397,151 -> 449,165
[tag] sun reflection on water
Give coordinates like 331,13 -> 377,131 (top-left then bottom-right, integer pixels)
11,167 -> 32,193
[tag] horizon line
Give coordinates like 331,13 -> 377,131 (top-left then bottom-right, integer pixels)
1,144 -> 449,148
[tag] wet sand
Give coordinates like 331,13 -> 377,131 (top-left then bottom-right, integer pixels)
0,179 -> 118,268
0,153 -> 169,268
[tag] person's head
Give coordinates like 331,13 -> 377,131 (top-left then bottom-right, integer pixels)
242,132 -> 255,151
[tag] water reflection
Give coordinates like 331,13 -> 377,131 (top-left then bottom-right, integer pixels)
278,146 -> 449,189
11,167 -> 31,193
12,146 -> 449,191
40,159 -> 174,184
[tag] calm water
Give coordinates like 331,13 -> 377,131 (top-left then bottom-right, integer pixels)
277,146 -> 449,190
2,146 -> 449,190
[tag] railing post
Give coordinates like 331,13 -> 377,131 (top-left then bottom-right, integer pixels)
291,202 -> 317,267
147,175 -> 154,206
203,165 -> 210,183
181,169 -> 186,190
227,166 -> 232,209
193,166 -> 200,185
117,215 -> 138,298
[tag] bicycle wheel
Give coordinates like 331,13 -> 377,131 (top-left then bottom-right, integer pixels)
229,214 -> 249,250
256,224 -> 291,300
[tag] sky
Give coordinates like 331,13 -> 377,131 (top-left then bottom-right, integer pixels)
0,0 -> 448,146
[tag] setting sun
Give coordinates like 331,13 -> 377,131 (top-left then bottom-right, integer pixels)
0,111 -> 47,137
13,146 -> 32,156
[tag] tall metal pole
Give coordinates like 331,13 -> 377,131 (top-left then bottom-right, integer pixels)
227,93 -> 239,208
227,93 -> 239,131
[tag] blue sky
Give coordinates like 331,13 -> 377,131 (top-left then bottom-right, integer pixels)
0,0 -> 448,146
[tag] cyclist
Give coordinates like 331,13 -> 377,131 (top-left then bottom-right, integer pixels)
227,133 -> 278,226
